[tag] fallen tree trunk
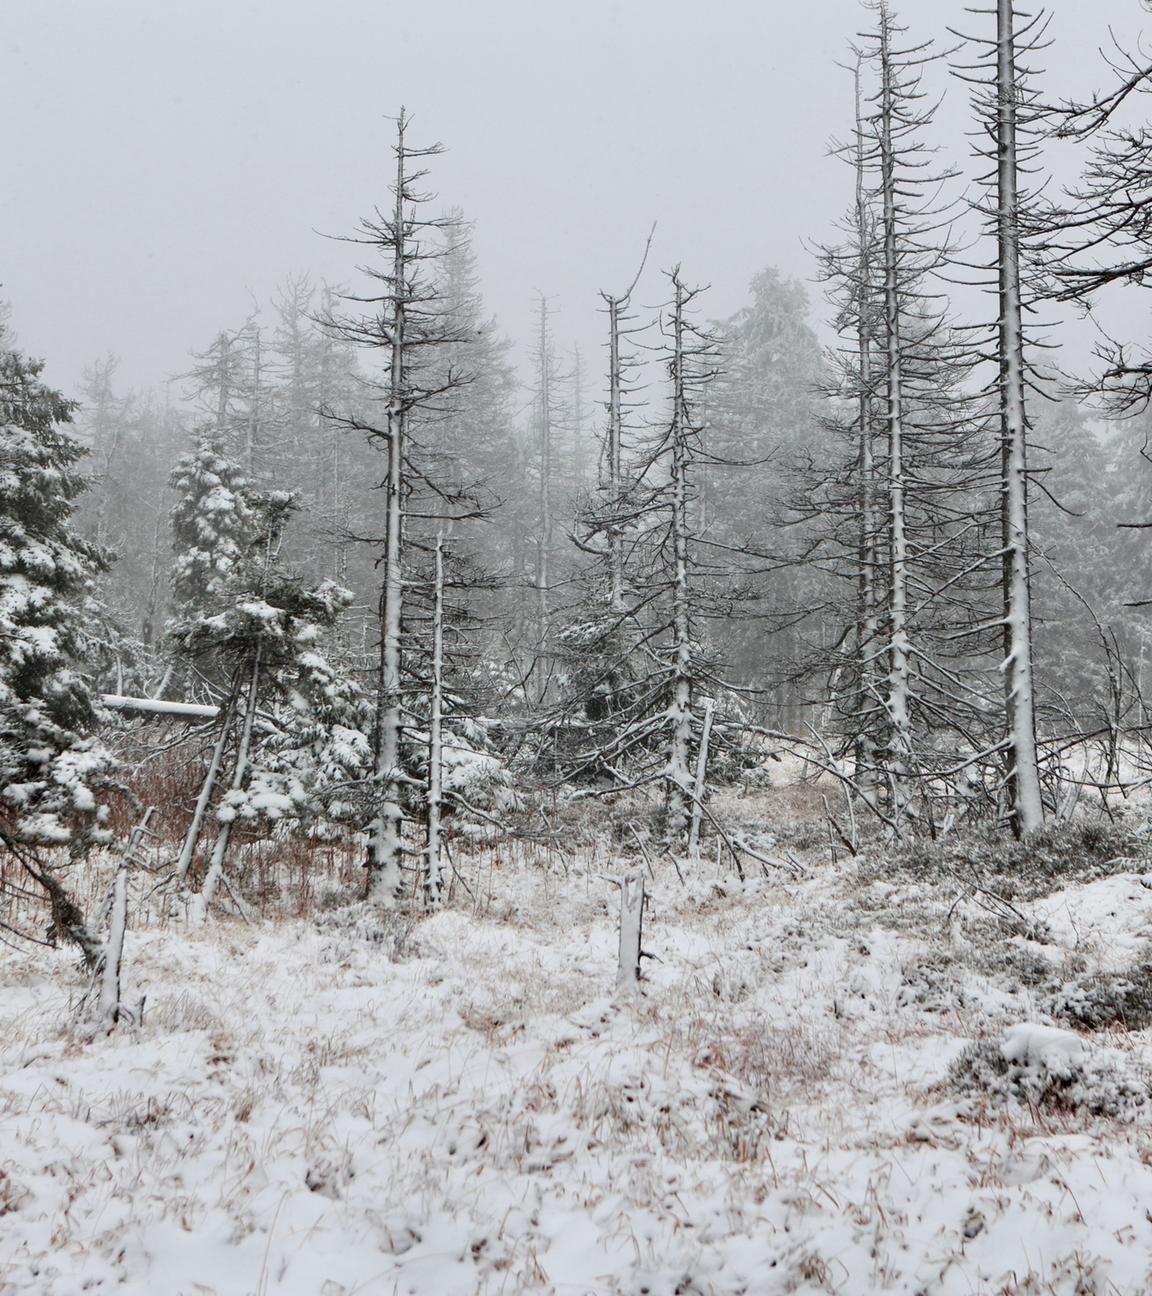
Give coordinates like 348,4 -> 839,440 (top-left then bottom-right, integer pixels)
101,695 -> 220,720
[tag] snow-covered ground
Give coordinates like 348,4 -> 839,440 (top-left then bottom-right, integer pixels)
4,819 -> 1152,1295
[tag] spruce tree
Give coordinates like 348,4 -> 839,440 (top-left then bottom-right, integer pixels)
0,328 -> 116,963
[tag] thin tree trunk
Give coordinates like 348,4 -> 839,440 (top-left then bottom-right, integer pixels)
174,681 -> 240,885
853,59 -> 881,804
96,869 -> 127,1030
534,295 -> 553,696
687,696 -> 715,857
366,116 -> 411,906
666,276 -> 695,847
606,295 -> 626,614
571,345 -> 586,491
879,17 -> 913,812
245,327 -> 261,478
215,332 -> 231,438
424,535 -> 445,908
96,807 -> 153,1033
191,648 -> 262,923
615,871 -> 645,994
996,0 -> 1044,836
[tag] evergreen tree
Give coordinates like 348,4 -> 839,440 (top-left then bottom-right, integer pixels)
706,268 -> 828,716
0,327 -> 116,963
168,440 -> 261,633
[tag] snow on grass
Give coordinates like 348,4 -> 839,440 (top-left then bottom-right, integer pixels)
3,842 -> 1152,1294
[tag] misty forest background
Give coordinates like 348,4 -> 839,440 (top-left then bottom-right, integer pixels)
9,0 -> 1152,957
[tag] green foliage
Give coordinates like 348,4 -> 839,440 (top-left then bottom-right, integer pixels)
0,335 -> 115,846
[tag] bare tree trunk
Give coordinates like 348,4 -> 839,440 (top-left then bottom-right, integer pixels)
666,275 -> 695,846
424,535 -> 445,908
94,808 -> 152,1031
534,294 -> 553,696
215,331 -> 232,437
878,17 -> 913,812
174,682 -> 239,885
245,327 -> 262,478
853,59 -> 881,804
192,649 -> 262,923
605,295 -> 626,614
366,115 -> 412,906
996,0 -> 1044,836
95,868 -> 128,1029
571,344 -> 587,491
687,696 -> 715,857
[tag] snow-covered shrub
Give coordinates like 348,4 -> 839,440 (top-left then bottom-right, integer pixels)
404,714 -> 518,840
898,951 -> 965,1013
883,821 -> 1147,902
949,1023 -> 1152,1118
1048,947 -> 1152,1032
958,926 -> 1056,987
441,720 -> 517,815
316,903 -> 417,959
227,593 -> 375,832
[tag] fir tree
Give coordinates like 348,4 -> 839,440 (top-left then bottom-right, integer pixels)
168,440 -> 261,626
0,328 -> 116,964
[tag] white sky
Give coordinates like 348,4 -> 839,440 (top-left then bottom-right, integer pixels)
2,0 -> 1150,398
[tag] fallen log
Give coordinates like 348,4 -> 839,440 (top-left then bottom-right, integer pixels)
100,695 -> 220,720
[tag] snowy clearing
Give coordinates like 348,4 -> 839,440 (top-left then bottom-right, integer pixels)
4,832 -> 1152,1295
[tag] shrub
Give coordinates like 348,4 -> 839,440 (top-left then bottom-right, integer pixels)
949,1022 -> 1151,1118
1048,947 -> 1152,1032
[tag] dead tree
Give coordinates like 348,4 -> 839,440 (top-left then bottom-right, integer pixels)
423,534 -> 446,907
953,0 -> 1051,835
663,270 -> 707,843
325,110 -> 472,906
531,293 -> 560,695
803,6 -> 999,828
1043,38 -> 1152,414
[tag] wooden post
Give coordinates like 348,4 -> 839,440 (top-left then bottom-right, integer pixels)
616,870 -> 645,994
96,806 -> 155,1031
96,870 -> 128,1031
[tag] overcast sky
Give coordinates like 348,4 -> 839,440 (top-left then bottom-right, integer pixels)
2,0 -> 1150,400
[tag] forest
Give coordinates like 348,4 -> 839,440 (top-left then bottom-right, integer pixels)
6,2 -> 1152,1293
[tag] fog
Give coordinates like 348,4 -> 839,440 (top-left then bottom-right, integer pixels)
3,0 -> 1149,393
10,10 -> 1152,1286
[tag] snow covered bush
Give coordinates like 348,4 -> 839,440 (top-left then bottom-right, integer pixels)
166,464 -> 377,914
949,1023 -> 1152,1119
199,577 -> 374,830
884,821 -> 1147,901
1048,946 -> 1152,1032
408,714 -> 518,834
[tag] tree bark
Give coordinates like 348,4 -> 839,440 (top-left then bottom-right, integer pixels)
424,535 -> 445,908
192,649 -> 261,922
174,683 -> 239,885
996,0 -> 1044,836
878,14 -> 914,813
366,113 -> 412,906
666,275 -> 696,847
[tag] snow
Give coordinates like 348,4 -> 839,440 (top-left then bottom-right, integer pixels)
1000,1022 -> 1088,1072
2,843 -> 1152,1294
1027,872 -> 1152,969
